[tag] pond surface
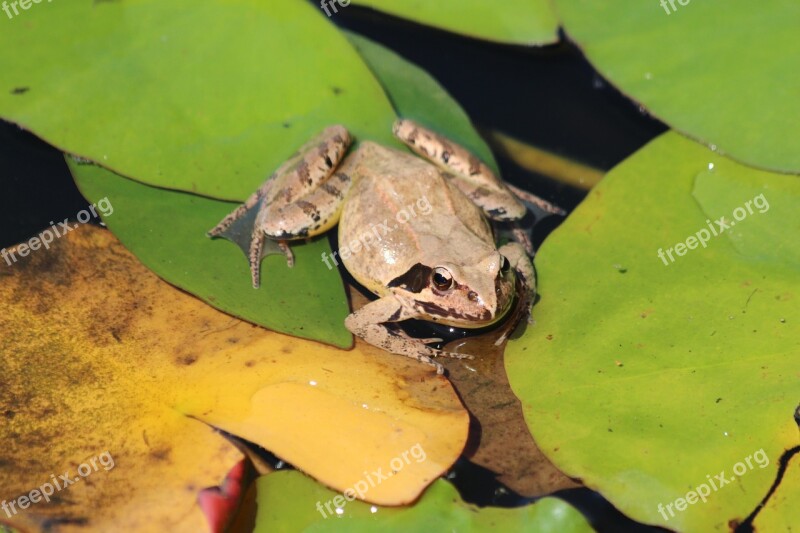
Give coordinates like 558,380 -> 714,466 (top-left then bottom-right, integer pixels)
0,5 -> 670,531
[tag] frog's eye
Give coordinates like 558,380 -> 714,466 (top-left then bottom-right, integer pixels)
500,256 -> 511,274
431,267 -> 453,290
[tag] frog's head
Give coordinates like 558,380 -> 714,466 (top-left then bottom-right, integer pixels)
389,252 -> 516,328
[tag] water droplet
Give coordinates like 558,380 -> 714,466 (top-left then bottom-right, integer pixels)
309,380 -> 317,386
335,507 -> 344,515
723,431 -> 729,437
780,318 -> 786,323
710,144 -> 718,151
370,506 -> 378,514
708,162 -> 715,170
728,315 -> 734,320
644,72 -> 653,80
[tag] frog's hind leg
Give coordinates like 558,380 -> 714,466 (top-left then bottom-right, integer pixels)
393,119 -> 525,221
208,125 -> 353,287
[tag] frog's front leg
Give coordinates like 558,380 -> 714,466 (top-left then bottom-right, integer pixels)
209,125 -> 354,287
345,296 -> 473,375
393,119 -> 526,221
499,241 -> 536,319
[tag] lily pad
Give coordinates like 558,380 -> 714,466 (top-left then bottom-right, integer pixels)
67,157 -> 352,347
552,0 -> 800,173
351,0 -> 559,45
345,32 -> 499,172
0,0 -> 398,200
0,226 -> 469,531
506,132 -> 800,531
251,470 -> 593,532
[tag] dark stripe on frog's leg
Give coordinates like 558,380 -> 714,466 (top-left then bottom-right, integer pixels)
295,200 -> 321,223
263,125 -> 352,206
392,119 -> 525,221
414,300 -> 492,322
321,182 -> 344,199
261,166 -> 354,240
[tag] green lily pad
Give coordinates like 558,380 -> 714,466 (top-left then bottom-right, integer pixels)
0,0 -> 398,200
345,32 -> 498,172
67,158 -> 353,348
252,470 -> 594,532
351,0 -> 559,45
552,0 -> 800,173
506,132 -> 800,531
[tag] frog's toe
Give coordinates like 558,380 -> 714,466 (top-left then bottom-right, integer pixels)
396,331 -> 443,345
436,350 -> 475,360
278,241 -> 295,268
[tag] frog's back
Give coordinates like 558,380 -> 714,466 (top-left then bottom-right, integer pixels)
338,142 -> 494,295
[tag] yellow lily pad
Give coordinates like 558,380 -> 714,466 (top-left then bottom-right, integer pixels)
0,226 -> 468,531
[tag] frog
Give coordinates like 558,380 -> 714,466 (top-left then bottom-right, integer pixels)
209,119 -> 547,374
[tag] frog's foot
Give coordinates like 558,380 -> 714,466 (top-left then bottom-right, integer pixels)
506,182 -> 566,216
432,350 -> 475,360
345,296 -> 454,375
389,328 -> 474,361
408,353 -> 445,375
393,119 -> 525,222
208,185 -> 291,288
